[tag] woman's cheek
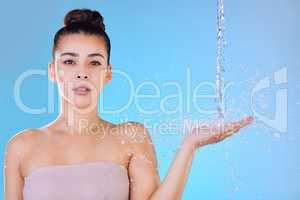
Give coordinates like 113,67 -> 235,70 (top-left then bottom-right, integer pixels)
91,78 -> 101,92
54,64 -> 67,82
92,72 -> 104,85
57,69 -> 65,83
57,66 -> 75,83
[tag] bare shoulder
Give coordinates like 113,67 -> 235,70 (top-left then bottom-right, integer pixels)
5,129 -> 44,159
6,129 -> 38,147
116,121 -> 161,200
4,129 -> 42,175
117,121 -> 151,140
116,121 -> 155,152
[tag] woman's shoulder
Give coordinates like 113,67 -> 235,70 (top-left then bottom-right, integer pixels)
115,121 -> 149,136
4,129 -> 44,164
6,128 -> 43,146
6,128 -> 42,150
115,121 -> 154,148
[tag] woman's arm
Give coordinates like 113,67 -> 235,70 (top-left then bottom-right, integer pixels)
149,139 -> 195,200
4,131 -> 28,200
149,116 -> 253,200
127,116 -> 253,200
127,122 -> 194,200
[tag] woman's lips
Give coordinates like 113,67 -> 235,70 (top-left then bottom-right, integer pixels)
72,86 -> 91,95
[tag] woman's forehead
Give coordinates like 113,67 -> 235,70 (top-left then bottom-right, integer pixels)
56,34 -> 107,57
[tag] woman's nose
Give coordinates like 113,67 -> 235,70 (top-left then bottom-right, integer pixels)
76,73 -> 89,80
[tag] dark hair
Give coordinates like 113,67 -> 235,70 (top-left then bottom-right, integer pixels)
52,8 -> 111,64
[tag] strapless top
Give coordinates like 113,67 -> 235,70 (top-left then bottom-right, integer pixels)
23,161 -> 129,200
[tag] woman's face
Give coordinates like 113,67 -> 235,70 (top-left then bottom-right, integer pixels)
49,33 -> 112,110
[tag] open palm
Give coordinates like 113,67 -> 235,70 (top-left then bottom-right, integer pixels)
184,116 -> 253,149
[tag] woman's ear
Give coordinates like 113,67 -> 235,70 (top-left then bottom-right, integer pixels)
48,61 -> 56,83
105,64 -> 112,84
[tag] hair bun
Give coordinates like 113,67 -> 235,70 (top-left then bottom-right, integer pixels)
64,9 -> 105,31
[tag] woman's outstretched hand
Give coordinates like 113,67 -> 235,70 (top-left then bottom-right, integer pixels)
183,116 -> 254,150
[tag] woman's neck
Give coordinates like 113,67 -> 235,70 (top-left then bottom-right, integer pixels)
54,97 -> 104,136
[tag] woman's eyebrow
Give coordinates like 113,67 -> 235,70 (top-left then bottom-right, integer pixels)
60,52 -> 78,57
87,53 -> 104,59
59,52 -> 104,59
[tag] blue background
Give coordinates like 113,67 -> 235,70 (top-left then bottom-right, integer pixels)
0,0 -> 299,199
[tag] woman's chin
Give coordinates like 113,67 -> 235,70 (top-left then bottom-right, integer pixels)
61,90 -> 98,111
74,102 -> 90,109
73,97 -> 95,110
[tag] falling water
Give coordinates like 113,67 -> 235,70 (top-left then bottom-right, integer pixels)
216,0 -> 226,119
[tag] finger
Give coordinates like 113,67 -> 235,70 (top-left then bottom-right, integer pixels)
239,116 -> 254,126
224,116 -> 253,136
219,130 -> 235,141
232,116 -> 253,127
219,124 -> 242,141
208,132 -> 223,144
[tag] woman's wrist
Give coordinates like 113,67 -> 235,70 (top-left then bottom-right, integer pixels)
180,138 -> 198,155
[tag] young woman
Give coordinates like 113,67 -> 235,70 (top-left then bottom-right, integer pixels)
4,8 -> 253,200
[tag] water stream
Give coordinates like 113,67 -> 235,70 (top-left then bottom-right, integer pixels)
216,0 -> 226,119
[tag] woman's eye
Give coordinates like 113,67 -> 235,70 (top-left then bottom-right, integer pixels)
91,61 -> 102,66
63,60 -> 75,65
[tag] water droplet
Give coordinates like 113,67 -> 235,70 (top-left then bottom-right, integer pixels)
273,133 -> 281,138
